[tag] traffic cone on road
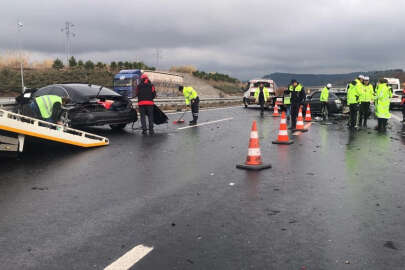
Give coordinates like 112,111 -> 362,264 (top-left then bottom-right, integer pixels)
304,104 -> 312,122
293,106 -> 308,132
272,111 -> 294,145
236,121 -> 272,171
272,104 -> 280,117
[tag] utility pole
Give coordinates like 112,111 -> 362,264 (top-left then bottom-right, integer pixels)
61,21 -> 75,64
155,48 -> 163,70
17,20 -> 24,93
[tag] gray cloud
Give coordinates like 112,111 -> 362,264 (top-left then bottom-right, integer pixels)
1,0 -> 405,79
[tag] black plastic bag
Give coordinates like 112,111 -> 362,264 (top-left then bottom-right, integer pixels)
153,105 -> 168,125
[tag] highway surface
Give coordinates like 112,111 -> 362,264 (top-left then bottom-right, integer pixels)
1,106 -> 405,269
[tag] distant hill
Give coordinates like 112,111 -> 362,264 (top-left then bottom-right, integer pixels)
264,69 -> 404,87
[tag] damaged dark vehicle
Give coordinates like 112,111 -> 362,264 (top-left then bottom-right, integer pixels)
16,83 -> 137,130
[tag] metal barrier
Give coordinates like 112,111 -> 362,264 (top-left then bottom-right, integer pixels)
0,97 -> 242,111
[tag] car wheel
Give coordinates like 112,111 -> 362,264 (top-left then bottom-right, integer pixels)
110,123 -> 127,130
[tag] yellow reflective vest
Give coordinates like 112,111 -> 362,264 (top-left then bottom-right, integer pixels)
360,84 -> 374,102
35,95 -> 62,119
375,83 -> 392,119
182,87 -> 198,105
347,79 -> 362,105
254,87 -> 270,102
320,87 -> 329,102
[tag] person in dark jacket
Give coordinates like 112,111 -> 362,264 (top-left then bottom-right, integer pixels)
289,79 -> 306,129
136,74 -> 156,135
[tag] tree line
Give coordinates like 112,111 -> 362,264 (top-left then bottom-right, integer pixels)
192,70 -> 239,83
52,57 -> 156,71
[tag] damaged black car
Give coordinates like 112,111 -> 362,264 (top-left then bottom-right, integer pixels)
16,83 -> 137,130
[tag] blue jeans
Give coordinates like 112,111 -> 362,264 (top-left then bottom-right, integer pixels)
286,105 -> 291,118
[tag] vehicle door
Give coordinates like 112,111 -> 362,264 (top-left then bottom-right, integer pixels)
310,91 -> 322,113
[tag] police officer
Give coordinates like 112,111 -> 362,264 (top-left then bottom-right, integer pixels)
347,75 -> 363,129
136,74 -> 156,135
289,79 -> 305,129
254,83 -> 270,117
179,86 -> 199,125
375,78 -> 392,131
30,94 -> 63,123
320,83 -> 331,120
358,76 -> 374,128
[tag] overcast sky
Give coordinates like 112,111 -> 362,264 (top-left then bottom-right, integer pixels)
1,0 -> 405,79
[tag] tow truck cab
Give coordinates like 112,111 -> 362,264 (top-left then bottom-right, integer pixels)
243,79 -> 278,108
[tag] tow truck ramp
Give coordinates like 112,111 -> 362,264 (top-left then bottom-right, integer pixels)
0,109 -> 109,153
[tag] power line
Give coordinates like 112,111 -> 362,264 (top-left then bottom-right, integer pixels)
61,21 -> 76,64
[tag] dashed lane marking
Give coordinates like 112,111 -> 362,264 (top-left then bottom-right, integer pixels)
167,105 -> 242,115
177,117 -> 234,130
104,244 -> 153,270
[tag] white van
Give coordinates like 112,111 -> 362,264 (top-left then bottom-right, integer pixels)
385,78 -> 402,108
243,79 -> 278,108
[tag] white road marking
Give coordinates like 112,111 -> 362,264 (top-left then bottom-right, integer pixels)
104,244 -> 153,270
177,117 -> 234,130
167,105 -> 242,115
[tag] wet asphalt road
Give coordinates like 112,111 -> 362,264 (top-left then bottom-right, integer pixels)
1,106 -> 405,270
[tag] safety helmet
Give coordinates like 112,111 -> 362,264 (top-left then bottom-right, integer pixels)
364,76 -> 370,81
141,74 -> 148,79
358,74 -> 365,80
326,83 -> 332,88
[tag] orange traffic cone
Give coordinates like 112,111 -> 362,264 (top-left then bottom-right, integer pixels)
272,104 -> 280,117
272,111 -> 294,145
293,106 -> 308,132
304,103 -> 312,122
236,121 -> 272,171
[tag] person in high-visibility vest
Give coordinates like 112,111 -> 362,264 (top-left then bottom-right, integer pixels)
347,75 -> 364,129
358,76 -> 374,128
289,79 -> 306,129
375,78 -> 392,131
283,88 -> 291,120
254,83 -> 270,117
320,83 -> 331,120
30,95 -> 64,123
179,86 -> 200,125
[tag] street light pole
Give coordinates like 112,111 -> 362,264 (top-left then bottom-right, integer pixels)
17,21 -> 25,93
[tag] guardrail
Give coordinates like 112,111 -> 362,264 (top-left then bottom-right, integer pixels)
0,97 -> 242,111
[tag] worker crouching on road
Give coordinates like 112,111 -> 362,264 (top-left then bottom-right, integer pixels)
136,74 -> 156,135
254,83 -> 270,117
30,95 -> 67,124
320,83 -> 331,121
375,78 -> 392,132
359,76 -> 374,128
347,75 -> 363,129
289,79 -> 305,129
179,86 -> 200,125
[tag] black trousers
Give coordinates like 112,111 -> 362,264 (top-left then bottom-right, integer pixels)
291,103 -> 299,128
349,104 -> 358,128
359,102 -> 370,127
139,105 -> 154,131
321,102 -> 328,120
377,118 -> 388,131
191,97 -> 200,122
259,99 -> 265,115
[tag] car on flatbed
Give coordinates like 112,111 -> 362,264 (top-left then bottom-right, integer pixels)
16,83 -> 138,130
